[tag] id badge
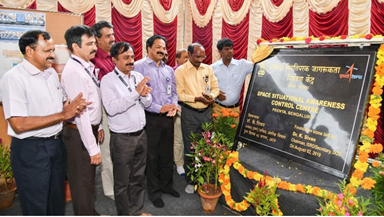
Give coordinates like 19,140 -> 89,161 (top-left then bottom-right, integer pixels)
167,84 -> 172,95
206,85 -> 210,94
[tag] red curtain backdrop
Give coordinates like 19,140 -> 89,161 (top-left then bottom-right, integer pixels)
227,0 -> 245,11
309,0 -> 348,37
153,17 -> 177,67
192,0 -> 213,65
58,2 -> 95,27
261,8 -> 293,40
112,7 -> 143,60
371,0 -> 384,35
27,1 -> 36,9
221,13 -> 249,60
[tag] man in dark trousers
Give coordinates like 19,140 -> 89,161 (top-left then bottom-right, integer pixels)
100,42 -> 152,216
1,30 -> 88,215
61,25 -> 104,215
134,35 -> 180,208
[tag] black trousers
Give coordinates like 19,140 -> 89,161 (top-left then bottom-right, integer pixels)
110,130 -> 147,215
62,126 -> 98,215
181,105 -> 212,183
10,136 -> 66,215
145,113 -> 174,202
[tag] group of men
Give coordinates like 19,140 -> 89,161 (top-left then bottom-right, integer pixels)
0,20 -> 253,215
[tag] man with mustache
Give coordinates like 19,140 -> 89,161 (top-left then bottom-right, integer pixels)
211,38 -> 253,119
1,30 -> 89,215
61,25 -> 103,215
134,35 -> 180,208
175,43 -> 219,194
100,42 -> 152,216
91,21 -> 116,200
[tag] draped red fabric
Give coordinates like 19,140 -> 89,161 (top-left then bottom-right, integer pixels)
57,2 -> 95,27
261,8 -> 293,40
194,0 -> 211,15
227,0 -> 245,11
158,0 -> 173,11
122,0 -> 133,4
222,13 -> 249,59
371,0 -> 384,35
27,1 -> 36,9
154,15 -> 177,67
271,0 -> 284,6
308,0 -> 348,37
193,19 -> 213,65
111,8 -> 142,61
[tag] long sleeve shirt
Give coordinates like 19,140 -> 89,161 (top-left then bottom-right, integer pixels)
91,48 -> 115,81
134,57 -> 178,113
211,58 -> 253,106
1,59 -> 64,139
100,67 -> 152,133
61,54 -> 102,157
175,60 -> 219,109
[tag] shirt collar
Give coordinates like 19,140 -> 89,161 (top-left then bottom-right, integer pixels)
21,59 -> 52,76
114,67 -> 129,77
71,54 -> 94,69
218,58 -> 237,66
145,56 -> 165,67
95,48 -> 110,59
186,60 -> 205,70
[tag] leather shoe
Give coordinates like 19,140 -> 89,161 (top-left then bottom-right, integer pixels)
165,189 -> 180,198
152,198 -> 165,208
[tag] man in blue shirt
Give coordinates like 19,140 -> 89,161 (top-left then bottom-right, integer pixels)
211,38 -> 254,116
134,35 -> 180,208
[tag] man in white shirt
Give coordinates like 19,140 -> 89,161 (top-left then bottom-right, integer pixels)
1,30 -> 88,215
211,38 -> 254,116
100,42 -> 152,216
61,25 -> 103,215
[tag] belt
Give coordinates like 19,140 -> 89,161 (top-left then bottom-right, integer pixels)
111,128 -> 144,137
65,122 -> 99,131
145,111 -> 169,117
215,101 -> 240,109
28,132 -> 62,140
178,101 -> 209,113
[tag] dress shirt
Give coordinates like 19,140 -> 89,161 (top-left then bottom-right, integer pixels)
61,54 -> 102,156
172,64 -> 179,71
91,48 -> 115,81
100,67 -> 152,133
1,59 -> 64,139
134,57 -> 177,113
211,58 -> 253,106
175,60 -> 219,109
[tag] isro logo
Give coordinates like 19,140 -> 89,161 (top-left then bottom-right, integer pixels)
339,64 -> 363,82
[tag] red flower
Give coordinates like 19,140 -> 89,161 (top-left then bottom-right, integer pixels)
268,39 -> 273,43
319,36 -> 325,41
279,38 -> 284,43
365,34 -> 373,40
340,35 -> 347,39
305,38 -> 312,44
257,39 -> 262,45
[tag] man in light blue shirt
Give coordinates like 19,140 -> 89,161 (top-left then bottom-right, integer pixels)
211,38 -> 254,116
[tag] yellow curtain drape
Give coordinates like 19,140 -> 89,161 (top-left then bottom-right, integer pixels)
150,0 -> 179,24
111,0 -> 143,18
0,0 -> 35,8
247,0 -> 262,60
293,0 -> 309,37
259,0 -> 293,23
219,0 -> 252,25
58,0 -> 95,13
305,0 -> 342,14
37,0 -> 57,11
348,0 -> 371,35
188,0 -> 217,28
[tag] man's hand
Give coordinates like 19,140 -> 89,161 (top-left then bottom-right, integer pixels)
98,129 -> 104,143
90,153 -> 101,165
217,90 -> 226,101
159,104 -> 180,117
62,92 -> 91,120
136,76 -> 152,96
202,93 -> 215,104
167,106 -> 181,117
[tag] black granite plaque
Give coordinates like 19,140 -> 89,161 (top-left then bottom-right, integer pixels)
237,46 -> 378,178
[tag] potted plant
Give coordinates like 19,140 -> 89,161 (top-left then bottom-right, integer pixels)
0,138 -> 16,209
186,123 -> 233,212
212,108 -> 239,145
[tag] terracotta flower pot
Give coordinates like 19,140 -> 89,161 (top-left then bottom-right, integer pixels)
0,182 -> 16,210
198,184 -> 222,213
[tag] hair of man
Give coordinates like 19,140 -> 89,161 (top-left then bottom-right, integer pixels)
146,34 -> 167,53
216,38 -> 234,51
92,21 -> 113,39
19,30 -> 51,55
110,42 -> 135,60
65,25 -> 95,52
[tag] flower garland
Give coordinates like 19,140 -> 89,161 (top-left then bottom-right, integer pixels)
256,34 -> 384,45
220,42 -> 384,213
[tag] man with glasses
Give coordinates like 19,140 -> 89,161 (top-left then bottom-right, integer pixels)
175,43 -> 219,194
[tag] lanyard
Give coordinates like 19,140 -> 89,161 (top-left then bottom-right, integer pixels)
71,57 -> 100,87
114,69 -> 137,92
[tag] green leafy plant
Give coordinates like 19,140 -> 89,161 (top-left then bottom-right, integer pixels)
244,171 -> 281,216
0,138 -> 14,191
186,123 -> 233,194
212,108 -> 239,145
317,179 -> 371,216
369,154 -> 384,215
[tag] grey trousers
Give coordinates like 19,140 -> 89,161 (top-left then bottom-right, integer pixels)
110,130 -> 147,215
